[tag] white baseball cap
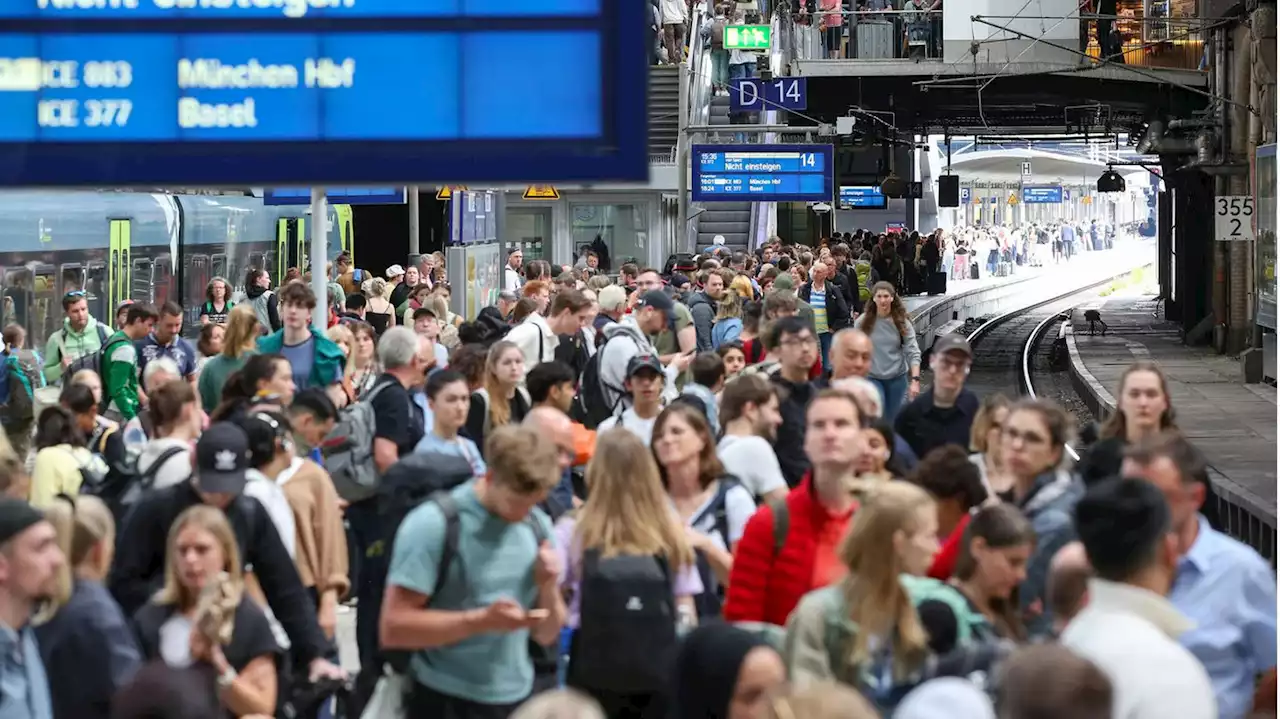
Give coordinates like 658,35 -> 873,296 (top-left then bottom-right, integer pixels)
386,264 -> 406,278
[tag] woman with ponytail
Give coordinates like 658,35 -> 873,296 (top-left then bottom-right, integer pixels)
35,494 -> 141,719
209,353 -> 294,424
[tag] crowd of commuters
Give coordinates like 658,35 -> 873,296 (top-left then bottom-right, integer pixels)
0,229 -> 1268,719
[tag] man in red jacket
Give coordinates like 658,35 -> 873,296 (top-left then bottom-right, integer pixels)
723,388 -> 867,627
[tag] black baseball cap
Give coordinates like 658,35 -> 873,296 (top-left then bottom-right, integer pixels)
626,354 -> 665,379
0,498 -> 45,545
933,333 -> 973,358
635,289 -> 675,315
195,423 -> 250,495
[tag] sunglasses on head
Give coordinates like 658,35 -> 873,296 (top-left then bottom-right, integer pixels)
64,290 -> 87,299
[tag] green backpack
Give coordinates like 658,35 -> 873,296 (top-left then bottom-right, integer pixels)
854,260 -> 872,305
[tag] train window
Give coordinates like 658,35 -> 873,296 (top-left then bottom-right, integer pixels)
60,264 -> 85,296
32,265 -> 57,355
1,268 -> 33,341
153,255 -> 173,307
211,254 -> 228,285
131,258 -> 154,304
85,263 -> 107,326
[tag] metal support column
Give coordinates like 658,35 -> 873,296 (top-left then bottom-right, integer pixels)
677,61 -> 690,254
408,186 -> 421,256
310,188 -> 328,330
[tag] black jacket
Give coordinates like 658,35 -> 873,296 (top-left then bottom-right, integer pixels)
107,481 -> 331,664
770,373 -> 817,487
894,388 -> 981,460
797,281 -> 853,332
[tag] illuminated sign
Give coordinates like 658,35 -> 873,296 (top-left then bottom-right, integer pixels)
692,144 -> 833,203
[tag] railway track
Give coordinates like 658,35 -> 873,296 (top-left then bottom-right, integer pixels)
960,269 -> 1150,461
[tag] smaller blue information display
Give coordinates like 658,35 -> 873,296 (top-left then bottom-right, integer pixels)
960,187 -> 971,204
692,144 -> 833,203
729,77 -> 808,113
1022,186 -> 1064,204
264,187 -> 405,205
838,185 -> 886,209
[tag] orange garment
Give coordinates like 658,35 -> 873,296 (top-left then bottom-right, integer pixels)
572,422 -> 596,466
810,501 -> 856,588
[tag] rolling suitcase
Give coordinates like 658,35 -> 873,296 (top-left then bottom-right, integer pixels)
927,271 -> 947,295
969,262 -> 980,280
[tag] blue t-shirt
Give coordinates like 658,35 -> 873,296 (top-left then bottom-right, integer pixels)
386,481 -> 553,704
280,336 -> 317,391
414,431 -> 486,478
135,334 -> 198,379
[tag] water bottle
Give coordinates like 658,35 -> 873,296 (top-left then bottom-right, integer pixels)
676,603 -> 697,637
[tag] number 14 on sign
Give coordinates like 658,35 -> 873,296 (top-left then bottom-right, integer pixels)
1215,196 -> 1255,242
730,78 -> 808,113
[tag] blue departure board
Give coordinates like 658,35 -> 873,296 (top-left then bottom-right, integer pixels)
0,0 -> 644,186
692,144 -> 833,203
838,185 -> 886,209
1022,185 -> 1064,203
264,187 -> 405,205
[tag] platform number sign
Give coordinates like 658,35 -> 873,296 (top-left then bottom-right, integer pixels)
1215,196 -> 1255,242
730,78 -> 808,112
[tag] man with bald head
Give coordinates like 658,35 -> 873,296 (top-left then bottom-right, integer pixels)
1047,540 -> 1093,635
523,406 -> 578,519
824,329 -> 919,471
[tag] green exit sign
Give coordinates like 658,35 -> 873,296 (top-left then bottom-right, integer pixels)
724,25 -> 771,50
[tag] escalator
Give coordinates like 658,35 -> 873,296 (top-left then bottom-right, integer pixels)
650,64 -> 681,159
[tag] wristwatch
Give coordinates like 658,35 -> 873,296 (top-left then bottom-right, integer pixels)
216,667 -> 238,690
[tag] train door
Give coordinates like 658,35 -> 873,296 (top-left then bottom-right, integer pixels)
31,264 -> 56,354
275,218 -> 306,284
108,219 -> 133,316
335,205 -> 355,265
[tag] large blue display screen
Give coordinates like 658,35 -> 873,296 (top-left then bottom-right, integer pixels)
0,0 -> 599,18
0,1 -> 644,186
1022,185 -> 1064,203
692,144 -> 833,203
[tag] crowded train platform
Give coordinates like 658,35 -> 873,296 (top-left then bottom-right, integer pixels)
0,215 -> 1270,719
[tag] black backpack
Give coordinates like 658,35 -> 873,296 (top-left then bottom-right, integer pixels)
689,476 -> 741,619
571,335 -> 627,430
368,452 -> 476,673
81,426 -> 187,524
568,549 -> 678,695
64,324 -> 111,383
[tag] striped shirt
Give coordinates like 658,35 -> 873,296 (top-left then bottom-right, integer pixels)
811,286 -> 829,334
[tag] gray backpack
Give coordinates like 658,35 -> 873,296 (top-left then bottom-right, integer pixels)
321,379 -> 394,503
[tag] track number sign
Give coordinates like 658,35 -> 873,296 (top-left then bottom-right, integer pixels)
1215,196 -> 1255,242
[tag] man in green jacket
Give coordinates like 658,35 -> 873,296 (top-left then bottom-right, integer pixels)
43,291 -> 110,385
103,304 -> 158,421
257,282 -> 346,402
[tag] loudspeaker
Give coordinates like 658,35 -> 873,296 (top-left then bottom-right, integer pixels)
938,175 -> 960,207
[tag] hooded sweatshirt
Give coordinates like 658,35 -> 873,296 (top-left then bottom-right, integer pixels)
598,316 -> 680,412
135,437 -> 193,491
246,285 -> 281,333
42,315 -> 108,385
686,290 -> 717,351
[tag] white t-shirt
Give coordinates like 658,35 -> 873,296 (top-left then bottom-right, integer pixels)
597,408 -> 659,446
717,434 -> 788,499
243,468 -> 296,560
686,480 -> 757,553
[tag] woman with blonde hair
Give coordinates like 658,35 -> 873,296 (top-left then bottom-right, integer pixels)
347,321 -> 381,398
785,481 -> 969,711
857,281 -> 921,420
198,305 -> 261,413
325,323 -> 357,406
35,494 -> 141,719
712,291 -> 745,349
768,683 -> 880,719
557,427 -> 701,718
132,505 -> 280,717
361,276 -> 396,336
969,393 -> 1014,497
464,340 -> 530,457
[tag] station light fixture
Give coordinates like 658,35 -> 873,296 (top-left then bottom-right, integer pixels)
1097,168 -> 1126,193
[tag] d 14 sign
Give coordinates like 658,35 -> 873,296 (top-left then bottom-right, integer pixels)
730,77 -> 806,113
